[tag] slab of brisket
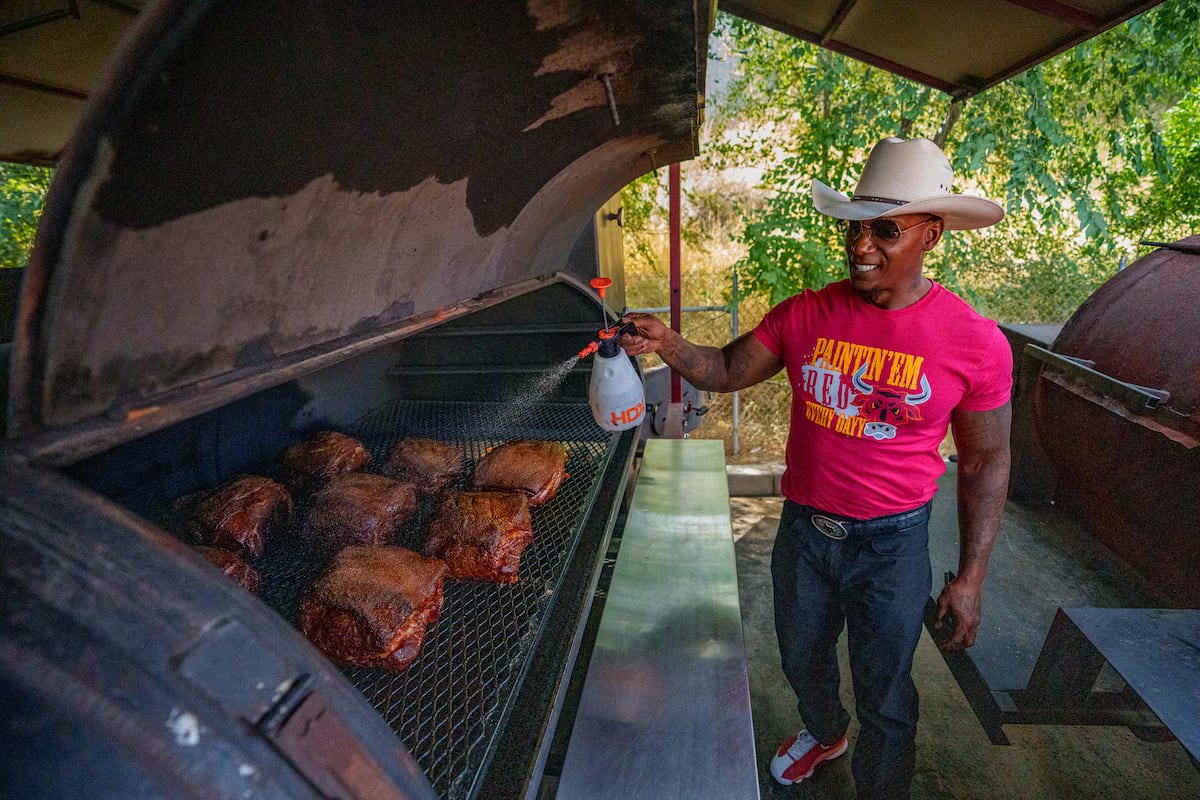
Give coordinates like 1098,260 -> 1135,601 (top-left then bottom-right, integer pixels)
279,431 -> 372,494
299,546 -> 447,670
193,545 -> 263,595
472,440 -> 568,506
425,490 -> 533,583
383,437 -> 465,500
300,473 -> 417,555
188,475 -> 293,559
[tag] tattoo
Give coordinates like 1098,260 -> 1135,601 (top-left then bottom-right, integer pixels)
672,343 -> 718,388
724,334 -> 759,382
661,331 -> 781,393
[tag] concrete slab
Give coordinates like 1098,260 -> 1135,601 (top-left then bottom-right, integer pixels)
727,463 -> 777,496
729,487 -> 1200,799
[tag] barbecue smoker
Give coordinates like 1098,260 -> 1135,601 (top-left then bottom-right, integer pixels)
1018,235 -> 1200,607
0,2 -> 708,798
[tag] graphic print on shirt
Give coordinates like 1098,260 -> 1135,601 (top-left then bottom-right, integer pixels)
798,336 -> 931,441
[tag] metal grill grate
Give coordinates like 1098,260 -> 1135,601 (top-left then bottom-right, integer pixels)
255,400 -> 617,799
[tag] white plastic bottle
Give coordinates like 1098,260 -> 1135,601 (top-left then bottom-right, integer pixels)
588,331 -> 645,432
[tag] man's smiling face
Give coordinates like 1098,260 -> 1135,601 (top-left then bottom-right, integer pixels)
844,214 -> 943,310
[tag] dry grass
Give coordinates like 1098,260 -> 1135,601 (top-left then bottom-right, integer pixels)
625,223 -> 793,465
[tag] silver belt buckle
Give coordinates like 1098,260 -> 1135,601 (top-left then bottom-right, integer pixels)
811,514 -> 848,540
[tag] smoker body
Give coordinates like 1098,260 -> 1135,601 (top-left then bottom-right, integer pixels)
1029,236 -> 1200,607
0,2 -> 707,797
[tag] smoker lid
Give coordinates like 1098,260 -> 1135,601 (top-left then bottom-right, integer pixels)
1042,234 -> 1200,441
9,0 -> 705,442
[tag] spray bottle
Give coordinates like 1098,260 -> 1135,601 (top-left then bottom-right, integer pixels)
578,278 -> 646,432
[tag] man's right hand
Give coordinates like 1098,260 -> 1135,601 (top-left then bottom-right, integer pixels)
618,312 -> 672,357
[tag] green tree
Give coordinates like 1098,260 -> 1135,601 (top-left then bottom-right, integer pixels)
0,163 -> 53,269
1137,85 -> 1200,235
711,1 -> 1200,321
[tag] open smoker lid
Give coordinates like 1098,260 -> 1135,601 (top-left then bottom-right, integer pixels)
9,0 -> 706,446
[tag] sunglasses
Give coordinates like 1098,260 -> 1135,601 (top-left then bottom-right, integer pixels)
844,216 -> 938,243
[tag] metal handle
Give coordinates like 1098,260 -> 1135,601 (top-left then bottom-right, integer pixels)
1025,344 -> 1170,409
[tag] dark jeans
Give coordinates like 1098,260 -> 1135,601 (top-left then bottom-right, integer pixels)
771,499 -> 932,800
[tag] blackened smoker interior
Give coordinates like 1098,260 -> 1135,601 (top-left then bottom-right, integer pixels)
254,399 -> 614,799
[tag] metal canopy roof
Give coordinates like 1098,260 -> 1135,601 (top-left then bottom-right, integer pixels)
0,0 -> 1170,165
719,0 -> 1166,99
1,0 -> 146,165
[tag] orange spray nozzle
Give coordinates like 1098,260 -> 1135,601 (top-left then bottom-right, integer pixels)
578,321 -> 637,360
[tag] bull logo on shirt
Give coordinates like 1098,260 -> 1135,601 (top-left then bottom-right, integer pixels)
850,363 -> 931,440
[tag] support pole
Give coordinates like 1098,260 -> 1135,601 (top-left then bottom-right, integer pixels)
731,263 -> 740,456
669,163 -> 682,405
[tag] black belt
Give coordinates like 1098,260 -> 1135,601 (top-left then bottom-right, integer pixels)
787,500 -> 931,541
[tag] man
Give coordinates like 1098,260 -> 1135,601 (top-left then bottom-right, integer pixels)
619,137 -> 1012,799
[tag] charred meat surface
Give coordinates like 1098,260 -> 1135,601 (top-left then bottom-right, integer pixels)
193,545 -> 263,595
300,473 -> 417,554
383,437 -> 465,499
299,546 -> 447,670
187,475 -> 293,558
426,490 -> 533,584
279,430 -> 372,493
472,441 -> 568,506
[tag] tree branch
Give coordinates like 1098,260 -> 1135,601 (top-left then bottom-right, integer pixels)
934,99 -> 964,147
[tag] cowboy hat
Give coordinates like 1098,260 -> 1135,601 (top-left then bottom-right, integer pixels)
812,137 -> 1004,230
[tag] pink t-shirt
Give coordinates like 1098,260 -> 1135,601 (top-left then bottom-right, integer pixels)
754,279 -> 1012,519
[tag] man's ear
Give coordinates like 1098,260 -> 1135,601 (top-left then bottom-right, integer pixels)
923,223 -> 944,251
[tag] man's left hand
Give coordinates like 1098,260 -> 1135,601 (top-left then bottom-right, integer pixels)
934,575 -> 982,651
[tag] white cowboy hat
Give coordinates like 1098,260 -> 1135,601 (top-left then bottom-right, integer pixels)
812,137 -> 1004,230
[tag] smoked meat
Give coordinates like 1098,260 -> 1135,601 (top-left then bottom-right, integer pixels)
426,490 -> 533,583
194,545 -> 263,595
280,431 -> 372,494
299,546 -> 447,670
472,440 -> 568,506
300,473 -> 417,554
188,475 -> 293,559
383,437 -> 465,499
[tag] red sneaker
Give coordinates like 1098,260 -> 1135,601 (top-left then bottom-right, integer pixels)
769,728 -> 848,785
